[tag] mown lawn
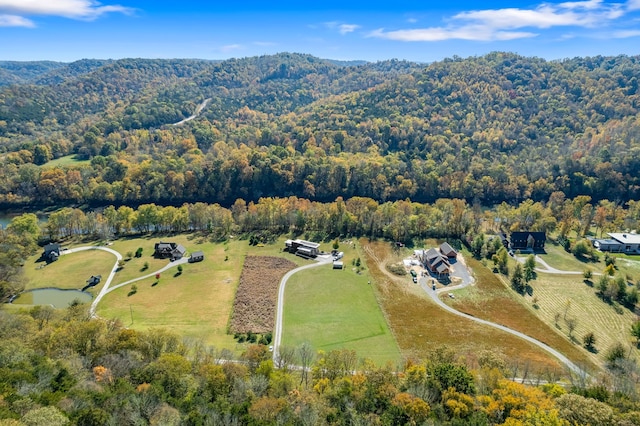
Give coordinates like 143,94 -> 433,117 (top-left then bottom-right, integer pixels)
98,237 -> 247,350
537,242 -> 602,272
283,258 -> 401,366
22,248 -> 115,296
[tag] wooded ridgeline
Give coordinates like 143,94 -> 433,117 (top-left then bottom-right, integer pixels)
0,52 -> 639,207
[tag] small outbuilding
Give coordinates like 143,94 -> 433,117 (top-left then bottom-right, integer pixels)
86,275 -> 102,286
333,261 -> 344,269
189,251 -> 205,263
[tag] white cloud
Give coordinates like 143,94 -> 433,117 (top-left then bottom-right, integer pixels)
628,0 -> 640,10
253,41 -> 276,47
613,28 -> 640,36
370,0 -> 632,42
0,14 -> 34,27
220,44 -> 243,53
338,23 -> 359,34
323,21 -> 360,35
0,0 -> 133,20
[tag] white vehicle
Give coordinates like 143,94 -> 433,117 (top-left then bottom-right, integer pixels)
333,251 -> 344,260
448,293 -> 455,299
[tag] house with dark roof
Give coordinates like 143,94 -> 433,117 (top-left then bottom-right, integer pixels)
509,232 -> 546,250
419,248 -> 451,276
42,243 -> 61,262
154,242 -> 187,261
439,242 -> 457,259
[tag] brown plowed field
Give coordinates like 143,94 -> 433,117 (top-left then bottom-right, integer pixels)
230,256 -> 297,334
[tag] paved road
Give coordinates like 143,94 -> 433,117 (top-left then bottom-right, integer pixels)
419,262 -> 584,374
172,98 -> 211,125
62,246 -> 123,317
273,255 -> 333,364
62,246 -> 188,317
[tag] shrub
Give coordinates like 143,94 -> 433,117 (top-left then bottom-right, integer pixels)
386,262 -> 408,276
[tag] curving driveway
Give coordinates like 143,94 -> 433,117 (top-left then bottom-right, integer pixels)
62,246 -> 187,317
273,255 -> 333,363
418,257 -> 584,374
61,246 -> 123,317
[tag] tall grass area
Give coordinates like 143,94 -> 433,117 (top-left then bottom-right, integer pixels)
362,240 -> 581,373
451,256 -> 595,370
283,262 -> 401,366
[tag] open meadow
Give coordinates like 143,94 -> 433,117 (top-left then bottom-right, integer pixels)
98,236 -> 246,350
283,256 -> 402,365
361,240 -> 591,374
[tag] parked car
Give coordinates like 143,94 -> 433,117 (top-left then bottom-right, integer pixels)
448,292 -> 455,299
412,276 -> 418,283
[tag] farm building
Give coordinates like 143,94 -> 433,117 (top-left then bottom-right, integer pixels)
42,243 -> 61,262
593,233 -> 640,253
154,242 -> 187,261
284,239 -> 320,258
189,251 -> 204,263
333,261 -> 343,269
509,232 -> 547,250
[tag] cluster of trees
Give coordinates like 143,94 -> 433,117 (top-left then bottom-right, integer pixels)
1,53 -> 640,208
3,303 -> 640,425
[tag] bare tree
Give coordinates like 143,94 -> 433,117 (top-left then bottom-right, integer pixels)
276,345 -> 296,371
566,318 -> 577,339
298,342 -> 314,387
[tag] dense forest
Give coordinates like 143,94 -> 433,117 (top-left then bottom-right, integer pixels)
0,52 -> 638,208
4,302 -> 640,426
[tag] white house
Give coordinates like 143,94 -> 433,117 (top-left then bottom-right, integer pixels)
593,232 -> 640,253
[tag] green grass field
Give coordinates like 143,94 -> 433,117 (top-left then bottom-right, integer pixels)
98,237 -> 247,350
22,248 -> 115,295
41,154 -> 90,168
282,262 -> 401,365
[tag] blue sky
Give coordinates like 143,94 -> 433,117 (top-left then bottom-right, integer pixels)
1,0 -> 640,62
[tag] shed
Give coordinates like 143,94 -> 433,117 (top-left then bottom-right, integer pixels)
333,261 -> 344,269
189,251 -> 205,263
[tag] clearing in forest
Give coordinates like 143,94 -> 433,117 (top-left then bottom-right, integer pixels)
230,256 -> 297,334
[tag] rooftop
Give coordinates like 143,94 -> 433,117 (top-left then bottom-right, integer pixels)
608,233 -> 640,244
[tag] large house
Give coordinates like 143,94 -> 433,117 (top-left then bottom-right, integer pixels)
593,233 -> 640,254
284,239 -> 320,258
417,247 -> 451,276
154,242 -> 187,260
42,243 -> 61,262
509,232 -> 547,251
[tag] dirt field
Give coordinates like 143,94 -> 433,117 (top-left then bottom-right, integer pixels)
229,256 -> 297,334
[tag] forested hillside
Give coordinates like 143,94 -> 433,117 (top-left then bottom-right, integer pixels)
0,52 -> 638,207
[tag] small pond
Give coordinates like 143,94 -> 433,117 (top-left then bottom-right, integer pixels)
11,288 -> 92,308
